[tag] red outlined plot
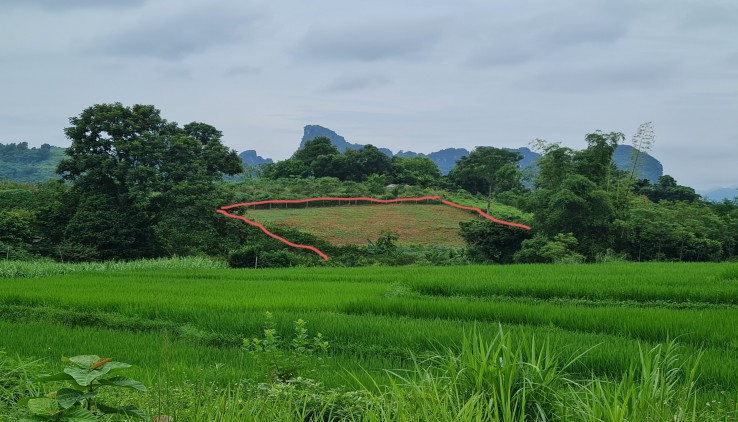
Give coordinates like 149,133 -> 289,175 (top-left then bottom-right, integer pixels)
216,196 -> 531,261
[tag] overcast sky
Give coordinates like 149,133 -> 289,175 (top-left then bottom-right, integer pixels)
1,0 -> 736,190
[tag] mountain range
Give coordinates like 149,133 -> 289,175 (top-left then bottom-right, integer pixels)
297,125 -> 663,183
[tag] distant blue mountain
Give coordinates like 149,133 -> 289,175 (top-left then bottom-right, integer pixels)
699,187 -> 738,202
612,145 -> 663,184
297,125 -> 664,181
301,125 -> 393,157
238,150 -> 272,167
396,148 -> 471,175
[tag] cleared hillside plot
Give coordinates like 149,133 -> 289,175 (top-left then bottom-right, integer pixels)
244,203 -> 476,246
2,261 -> 738,419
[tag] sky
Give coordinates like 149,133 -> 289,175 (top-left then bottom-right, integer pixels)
1,0 -> 737,191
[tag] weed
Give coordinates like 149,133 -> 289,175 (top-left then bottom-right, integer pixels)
243,312 -> 329,382
18,355 -> 147,421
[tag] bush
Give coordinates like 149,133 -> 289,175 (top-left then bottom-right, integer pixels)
514,233 -> 585,264
459,220 -> 531,264
228,246 -> 261,269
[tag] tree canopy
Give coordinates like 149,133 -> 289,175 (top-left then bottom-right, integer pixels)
55,103 -> 244,260
448,147 -> 523,214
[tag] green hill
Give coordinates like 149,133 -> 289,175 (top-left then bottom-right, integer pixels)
0,142 -> 65,182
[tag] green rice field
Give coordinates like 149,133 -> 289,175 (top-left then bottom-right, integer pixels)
2,261 -> 738,419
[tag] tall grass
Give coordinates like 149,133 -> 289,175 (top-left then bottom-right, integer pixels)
0,256 -> 226,279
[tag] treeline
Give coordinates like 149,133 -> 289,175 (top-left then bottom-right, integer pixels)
259,132 -> 738,264
0,142 -> 65,182
1,103 -> 737,265
261,136 -> 442,188
0,142 -> 53,163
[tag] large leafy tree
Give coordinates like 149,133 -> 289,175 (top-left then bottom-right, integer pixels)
448,147 -> 523,214
388,156 -> 441,187
56,103 -> 243,260
527,133 -> 621,259
573,131 -> 623,189
292,136 -> 340,167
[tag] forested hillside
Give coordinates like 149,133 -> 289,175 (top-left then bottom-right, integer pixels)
0,142 -> 65,182
2,103 -> 737,266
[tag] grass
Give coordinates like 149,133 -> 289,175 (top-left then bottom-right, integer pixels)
245,202 -> 474,246
1,260 -> 738,419
240,198 -> 530,247
0,256 -> 226,279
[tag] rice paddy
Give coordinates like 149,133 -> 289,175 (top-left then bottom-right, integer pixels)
1,260 -> 738,419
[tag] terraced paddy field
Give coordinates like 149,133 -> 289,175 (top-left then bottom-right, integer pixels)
2,261 -> 738,419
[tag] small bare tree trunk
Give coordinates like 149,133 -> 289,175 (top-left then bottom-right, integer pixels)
487,183 -> 492,215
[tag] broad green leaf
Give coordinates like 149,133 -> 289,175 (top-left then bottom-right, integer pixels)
59,406 -> 97,421
97,403 -> 147,420
98,375 -> 148,391
93,360 -> 131,376
34,372 -> 75,383
27,397 -> 58,416
66,355 -> 101,368
55,388 -> 96,409
63,366 -> 103,387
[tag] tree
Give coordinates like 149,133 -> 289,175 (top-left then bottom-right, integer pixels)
389,156 -> 441,187
529,140 -> 574,191
458,220 -> 531,263
527,133 -> 622,259
637,175 -> 700,203
615,196 -> 725,261
56,103 -> 243,260
292,136 -> 340,167
448,147 -> 523,214
573,130 -> 623,190
343,145 -> 392,181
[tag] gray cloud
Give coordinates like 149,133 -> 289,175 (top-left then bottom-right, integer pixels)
467,4 -> 630,67
296,19 -> 443,62
324,74 -> 390,92
724,52 -> 738,67
677,2 -> 738,30
90,7 -> 259,61
224,65 -> 260,78
2,0 -> 145,11
522,61 -> 677,93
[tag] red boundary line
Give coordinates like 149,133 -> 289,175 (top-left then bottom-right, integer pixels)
216,196 -> 531,261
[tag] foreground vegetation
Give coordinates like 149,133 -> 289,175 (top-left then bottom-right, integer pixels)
1,259 -> 737,419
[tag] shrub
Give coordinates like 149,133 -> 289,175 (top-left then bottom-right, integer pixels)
514,233 -> 585,264
18,355 -> 147,421
243,312 -> 329,382
459,220 -> 531,263
228,246 -> 261,269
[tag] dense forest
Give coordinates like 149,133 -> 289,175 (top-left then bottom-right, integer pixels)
1,103 -> 737,266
